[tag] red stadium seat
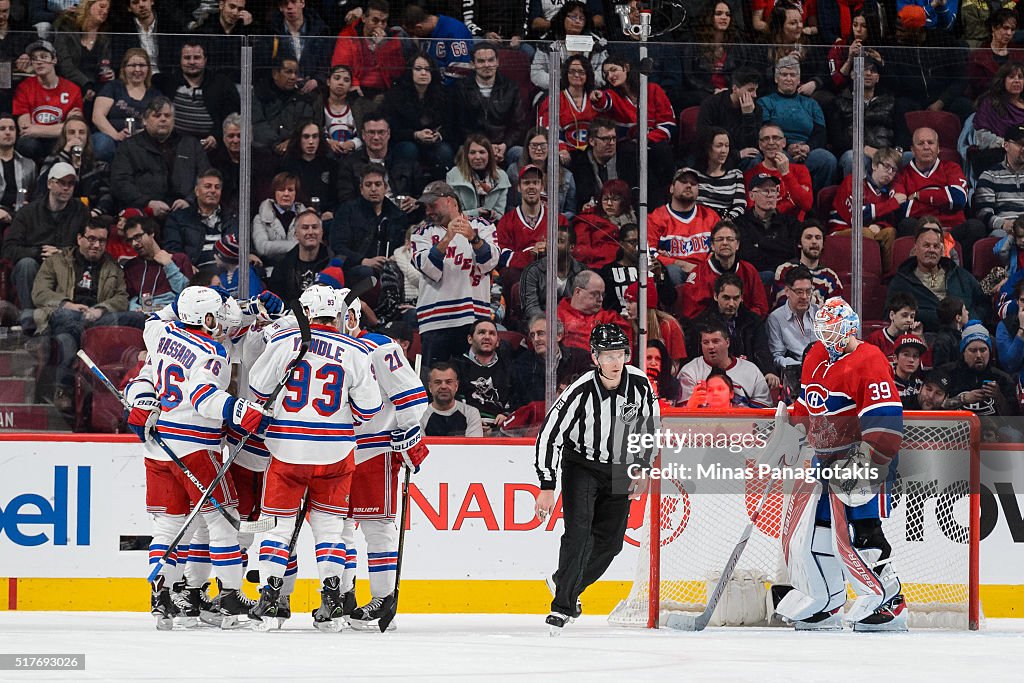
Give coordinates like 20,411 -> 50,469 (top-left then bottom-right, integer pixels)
76,326 -> 145,432
677,106 -> 700,156
821,235 -> 882,278
861,319 -> 887,339
499,48 -> 538,113
892,235 -> 916,273
972,235 -> 1003,280
498,330 -> 525,350
817,184 -> 839,222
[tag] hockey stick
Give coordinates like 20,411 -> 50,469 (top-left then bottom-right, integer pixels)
664,469 -> 778,631
77,350 -> 274,533
376,465 -> 411,632
148,302 -> 311,582
666,405 -> 800,632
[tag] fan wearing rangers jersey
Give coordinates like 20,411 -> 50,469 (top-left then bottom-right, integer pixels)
337,294 -> 429,629
777,296 -> 907,632
247,285 -> 383,632
125,286 -> 272,630
411,180 -> 500,370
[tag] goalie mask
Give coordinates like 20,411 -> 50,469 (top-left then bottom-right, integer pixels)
814,297 -> 859,362
177,286 -> 223,334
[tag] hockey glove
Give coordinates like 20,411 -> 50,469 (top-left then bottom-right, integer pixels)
400,442 -> 429,474
127,396 -> 160,442
390,427 -> 422,453
257,290 -> 285,317
828,442 -> 887,507
226,397 -> 272,435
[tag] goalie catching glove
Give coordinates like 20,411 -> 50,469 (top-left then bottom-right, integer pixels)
826,441 -> 888,507
127,396 -> 160,442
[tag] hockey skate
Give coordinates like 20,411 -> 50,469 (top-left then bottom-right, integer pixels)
218,588 -> 254,629
312,576 -> 345,633
171,581 -> 200,628
275,594 -> 292,629
341,590 -> 356,622
545,574 -> 582,621
249,577 -> 284,632
199,580 -> 223,627
545,612 -> 571,636
150,579 -> 174,631
853,594 -> 909,632
348,595 -> 395,631
793,607 -> 844,631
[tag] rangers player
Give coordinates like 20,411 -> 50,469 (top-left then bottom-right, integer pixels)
125,285 -> 272,630
247,285 -> 383,632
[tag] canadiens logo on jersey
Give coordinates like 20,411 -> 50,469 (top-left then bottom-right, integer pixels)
803,383 -> 831,415
33,104 -> 65,125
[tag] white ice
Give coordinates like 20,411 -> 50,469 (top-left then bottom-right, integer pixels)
1,613 -> 1024,682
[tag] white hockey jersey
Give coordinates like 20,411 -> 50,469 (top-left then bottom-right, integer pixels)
248,323 -> 383,465
410,218 -> 500,334
352,331 -> 429,464
126,320 -> 235,461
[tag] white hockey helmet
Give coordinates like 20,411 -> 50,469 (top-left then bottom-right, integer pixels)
177,286 -> 223,334
342,295 -> 361,336
216,297 -> 244,338
813,296 -> 860,362
299,284 -> 343,321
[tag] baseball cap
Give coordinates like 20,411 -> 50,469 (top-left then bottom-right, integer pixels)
48,162 -> 78,181
1006,124 -> 1024,144
518,164 -> 544,180
673,167 -> 700,182
26,40 -> 56,57
417,180 -> 457,204
748,172 -> 781,191
624,279 -> 658,309
898,5 -> 927,30
895,333 -> 927,354
922,368 -> 951,394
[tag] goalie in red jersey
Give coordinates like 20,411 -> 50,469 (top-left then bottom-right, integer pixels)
775,297 -> 907,632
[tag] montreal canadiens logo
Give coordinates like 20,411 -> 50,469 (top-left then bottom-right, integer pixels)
804,383 -> 830,415
624,478 -> 690,548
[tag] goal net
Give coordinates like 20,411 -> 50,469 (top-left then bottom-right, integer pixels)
608,410 -> 981,630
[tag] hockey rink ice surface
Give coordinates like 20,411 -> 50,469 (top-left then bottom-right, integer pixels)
2,613 -> 1024,681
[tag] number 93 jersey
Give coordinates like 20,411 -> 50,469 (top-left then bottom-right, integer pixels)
248,323 -> 383,465
793,341 -> 904,462
126,320 -> 236,461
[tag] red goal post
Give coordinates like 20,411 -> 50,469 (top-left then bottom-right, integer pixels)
611,409 -> 981,631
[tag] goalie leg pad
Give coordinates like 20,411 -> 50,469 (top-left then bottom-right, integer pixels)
776,479 -> 847,623
828,495 -> 891,622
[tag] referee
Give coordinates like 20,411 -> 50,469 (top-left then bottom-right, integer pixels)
535,324 -> 659,635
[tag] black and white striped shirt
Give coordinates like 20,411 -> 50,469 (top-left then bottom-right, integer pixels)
535,364 -> 660,490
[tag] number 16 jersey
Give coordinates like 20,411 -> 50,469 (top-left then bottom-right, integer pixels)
249,323 -> 383,465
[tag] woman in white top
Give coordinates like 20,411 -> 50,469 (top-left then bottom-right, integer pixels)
252,171 -> 307,269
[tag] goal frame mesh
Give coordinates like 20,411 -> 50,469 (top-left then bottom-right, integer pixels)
626,409 -> 981,630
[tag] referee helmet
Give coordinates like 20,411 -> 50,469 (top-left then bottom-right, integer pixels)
590,324 -> 630,355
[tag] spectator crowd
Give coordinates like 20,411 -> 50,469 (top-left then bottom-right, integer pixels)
2,0 -> 1024,438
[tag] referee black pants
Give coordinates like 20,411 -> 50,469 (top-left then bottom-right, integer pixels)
551,459 -> 631,616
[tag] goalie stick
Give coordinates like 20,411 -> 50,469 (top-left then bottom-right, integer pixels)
76,350 -> 275,534
148,302 -> 311,582
666,404 -> 801,632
